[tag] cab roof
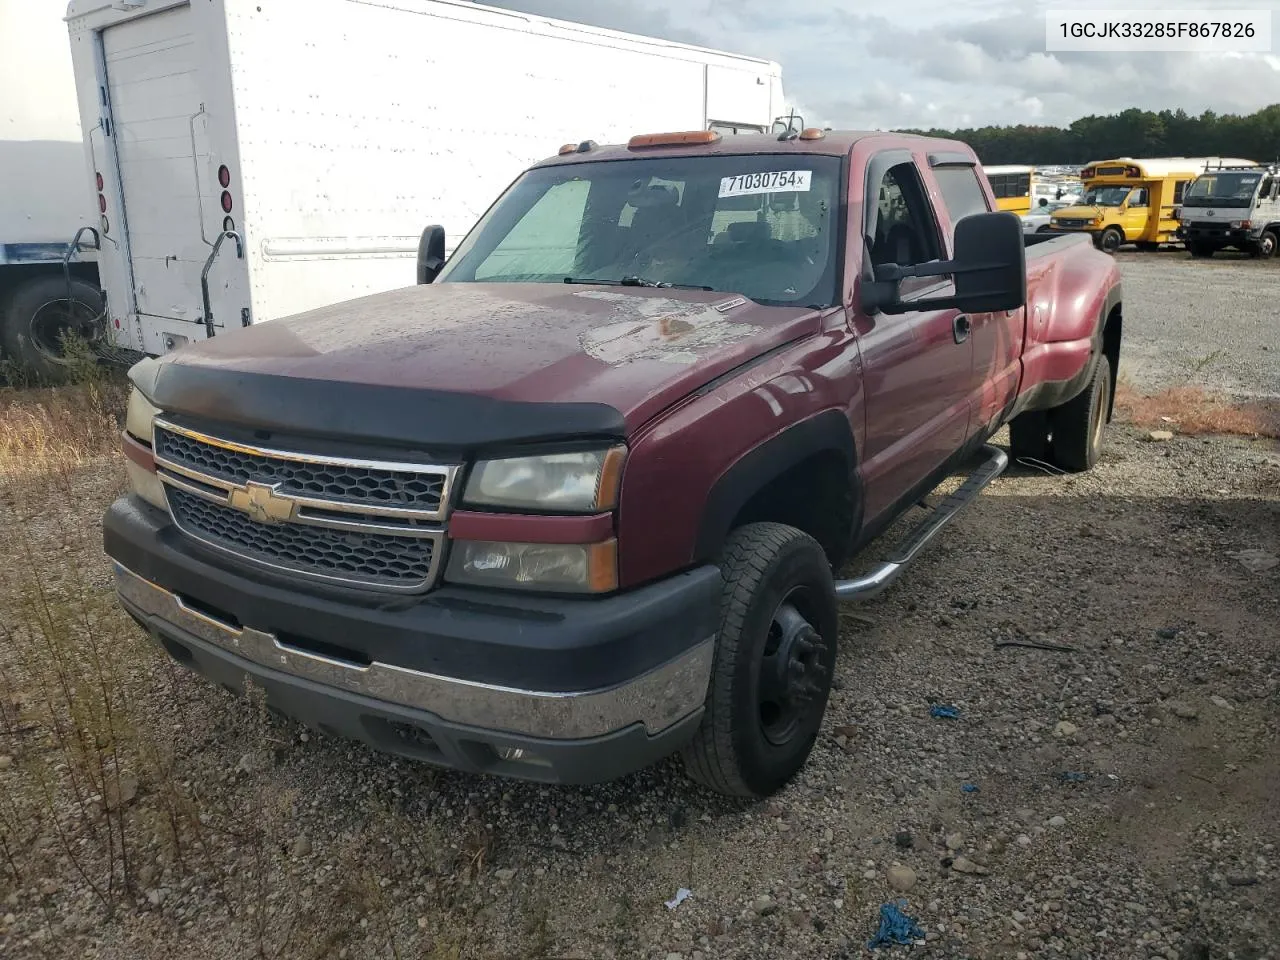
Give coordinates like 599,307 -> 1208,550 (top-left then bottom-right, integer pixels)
534,130 -> 974,167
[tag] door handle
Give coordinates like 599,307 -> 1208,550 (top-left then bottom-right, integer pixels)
953,314 -> 971,344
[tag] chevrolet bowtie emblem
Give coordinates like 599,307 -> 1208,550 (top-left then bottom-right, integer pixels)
227,481 -> 296,524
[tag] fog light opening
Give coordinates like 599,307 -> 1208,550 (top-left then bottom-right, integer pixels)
493,745 -> 551,768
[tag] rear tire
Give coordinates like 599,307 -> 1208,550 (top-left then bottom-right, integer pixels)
1098,227 -> 1124,254
1049,356 -> 1112,473
0,275 -> 104,384
681,522 -> 838,799
1253,230 -> 1277,260
1008,410 -> 1052,462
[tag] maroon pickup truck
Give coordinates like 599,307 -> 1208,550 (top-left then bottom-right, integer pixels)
106,128 -> 1121,798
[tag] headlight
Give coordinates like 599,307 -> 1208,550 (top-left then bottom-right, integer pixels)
446,539 -> 617,593
125,387 -> 160,444
463,446 -> 626,513
123,388 -> 166,510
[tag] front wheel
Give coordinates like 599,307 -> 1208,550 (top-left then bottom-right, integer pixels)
681,523 -> 838,798
1188,241 -> 1214,258
1253,230 -> 1277,260
1098,228 -> 1124,254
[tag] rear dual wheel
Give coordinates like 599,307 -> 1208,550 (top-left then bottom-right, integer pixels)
681,523 -> 838,798
1008,355 -> 1113,473
0,275 -> 104,384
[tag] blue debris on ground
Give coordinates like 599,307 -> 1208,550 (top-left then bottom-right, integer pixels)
1057,771 -> 1089,783
961,783 -> 980,793
867,900 -> 927,949
929,705 -> 961,719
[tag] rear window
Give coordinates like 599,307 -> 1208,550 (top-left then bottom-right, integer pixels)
932,165 -> 990,223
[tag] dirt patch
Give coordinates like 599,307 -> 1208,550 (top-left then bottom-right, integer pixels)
1115,380 -> 1280,438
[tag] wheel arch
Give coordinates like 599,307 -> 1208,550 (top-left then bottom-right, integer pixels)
693,409 -> 860,569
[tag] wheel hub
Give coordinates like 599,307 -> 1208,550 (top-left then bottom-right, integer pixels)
29,298 -> 99,364
758,600 -> 830,745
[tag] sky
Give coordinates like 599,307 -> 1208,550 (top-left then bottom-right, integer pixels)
483,0 -> 1280,130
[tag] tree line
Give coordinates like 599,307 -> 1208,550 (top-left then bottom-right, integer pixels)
898,104 -> 1280,166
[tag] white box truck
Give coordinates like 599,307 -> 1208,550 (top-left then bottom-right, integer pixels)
1,0 -> 105,382
65,0 -> 793,359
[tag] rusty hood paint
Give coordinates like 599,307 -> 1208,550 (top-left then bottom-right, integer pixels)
154,283 -> 821,433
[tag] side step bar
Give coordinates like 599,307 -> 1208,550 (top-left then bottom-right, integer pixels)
834,444 -> 1009,601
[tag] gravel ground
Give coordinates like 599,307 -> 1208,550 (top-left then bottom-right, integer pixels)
1,256 -> 1278,960
1115,250 -> 1280,398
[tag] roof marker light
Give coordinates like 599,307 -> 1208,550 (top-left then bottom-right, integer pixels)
627,130 -> 722,150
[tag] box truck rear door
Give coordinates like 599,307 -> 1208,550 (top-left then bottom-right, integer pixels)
102,5 -> 216,327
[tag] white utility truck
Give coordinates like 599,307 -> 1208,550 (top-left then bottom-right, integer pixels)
66,0 -> 793,359
1,0 -> 104,381
1178,163 -> 1280,259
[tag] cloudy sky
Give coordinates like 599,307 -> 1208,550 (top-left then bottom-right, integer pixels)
485,0 -> 1280,130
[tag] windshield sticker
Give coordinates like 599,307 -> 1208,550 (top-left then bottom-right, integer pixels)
719,170 -> 812,198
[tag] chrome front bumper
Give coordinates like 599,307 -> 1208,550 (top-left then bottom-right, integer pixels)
114,561 -> 714,742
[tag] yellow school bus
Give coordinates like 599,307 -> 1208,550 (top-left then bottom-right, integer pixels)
1048,156 -> 1255,253
982,165 -> 1034,216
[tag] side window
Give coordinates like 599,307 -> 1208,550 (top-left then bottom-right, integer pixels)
474,179 -> 589,280
1129,187 -> 1149,207
932,165 -> 990,224
1260,176 -> 1274,200
869,162 -> 942,269
1173,180 -> 1188,204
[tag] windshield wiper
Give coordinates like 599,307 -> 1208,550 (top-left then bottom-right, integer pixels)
563,276 -> 716,291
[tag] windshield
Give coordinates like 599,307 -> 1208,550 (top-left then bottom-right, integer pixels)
1182,172 -> 1262,208
1081,186 -> 1132,207
436,154 -> 843,307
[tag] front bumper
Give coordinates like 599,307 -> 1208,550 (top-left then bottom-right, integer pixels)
1181,225 -> 1255,245
106,497 -> 720,783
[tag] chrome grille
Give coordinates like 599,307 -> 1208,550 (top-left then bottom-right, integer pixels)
154,425 -> 446,513
1054,219 -> 1090,229
151,419 -> 456,593
167,489 -> 437,589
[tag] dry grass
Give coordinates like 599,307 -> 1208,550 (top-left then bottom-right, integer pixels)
0,378 -> 128,477
1114,380 -> 1280,439
0,380 -> 508,958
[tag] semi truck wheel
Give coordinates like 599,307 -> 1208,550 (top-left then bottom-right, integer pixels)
1098,227 -> 1124,254
1253,230 -> 1277,259
681,522 -> 838,798
1049,355 -> 1112,473
1,275 -> 104,384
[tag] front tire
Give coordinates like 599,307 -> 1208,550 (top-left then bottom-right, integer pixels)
1049,355 -> 1113,473
681,523 -> 838,799
1188,241 -> 1214,258
1098,227 -> 1124,254
1253,230 -> 1277,260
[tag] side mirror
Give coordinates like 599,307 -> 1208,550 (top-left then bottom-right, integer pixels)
862,211 -> 1027,316
416,225 -> 446,284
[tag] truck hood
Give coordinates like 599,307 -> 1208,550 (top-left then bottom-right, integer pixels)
135,283 -> 821,451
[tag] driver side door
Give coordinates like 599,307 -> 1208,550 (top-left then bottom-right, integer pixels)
851,152 -> 975,523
